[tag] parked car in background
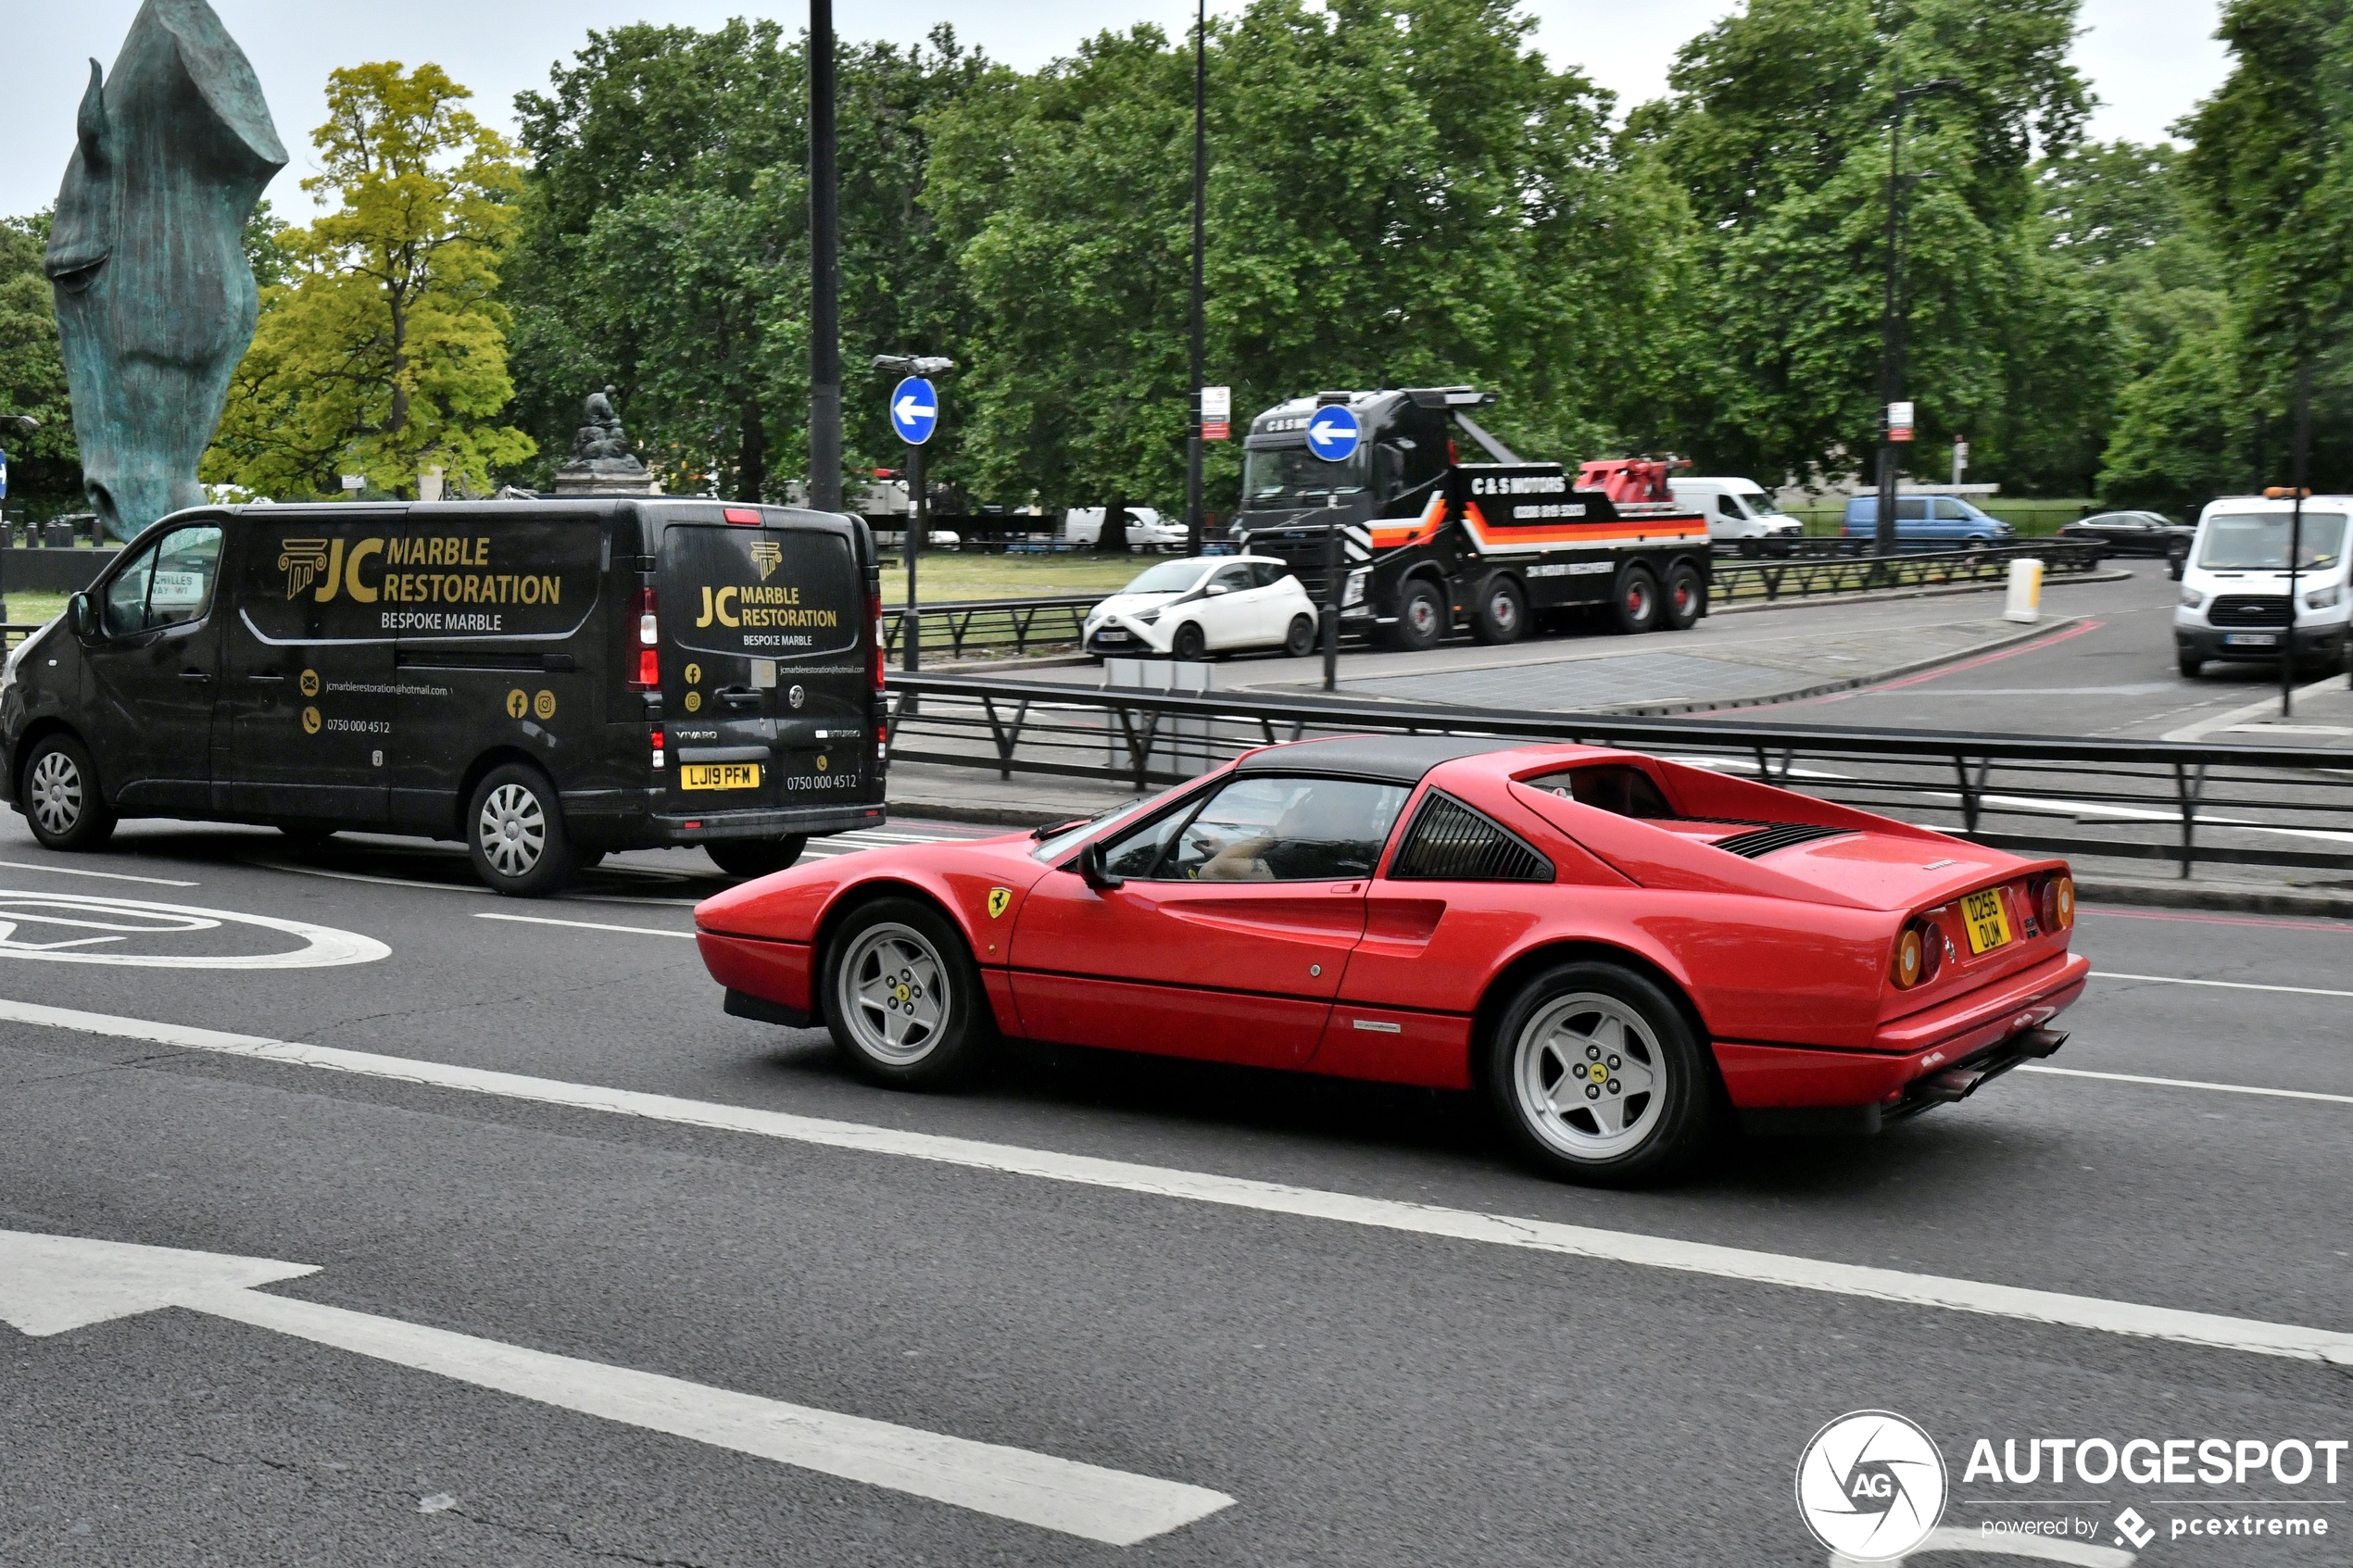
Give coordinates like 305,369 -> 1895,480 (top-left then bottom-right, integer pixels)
1064,508 -> 1186,550
1083,555 -> 1318,661
1668,478 -> 1806,555
2057,510 -> 2194,564
1842,495 -> 2016,546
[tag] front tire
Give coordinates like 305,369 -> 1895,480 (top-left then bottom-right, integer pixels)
1481,961 -> 1718,1186
1172,621 -> 1208,661
1470,576 -> 1527,645
822,897 -> 994,1087
1387,579 -> 1448,651
1612,566 -> 1662,634
1283,613 -> 1316,658
2177,650 -> 2203,679
465,762 -> 575,897
708,836 -> 809,879
21,733 -> 114,851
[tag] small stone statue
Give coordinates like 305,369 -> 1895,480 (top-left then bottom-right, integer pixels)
554,384 -> 656,495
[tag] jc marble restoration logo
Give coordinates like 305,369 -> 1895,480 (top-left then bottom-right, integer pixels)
1796,1411 -> 1948,1561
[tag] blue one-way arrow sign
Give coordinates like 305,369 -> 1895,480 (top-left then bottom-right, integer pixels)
889,376 -> 939,445
1304,404 -> 1361,463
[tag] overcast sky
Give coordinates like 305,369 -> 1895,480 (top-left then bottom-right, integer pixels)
3,0 -> 2229,220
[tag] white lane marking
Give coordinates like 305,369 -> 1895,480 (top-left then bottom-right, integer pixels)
1,997 -> 2347,1369
474,912 -> 696,940
0,859 -> 198,887
2096,970 -> 2353,999
0,893 -> 385,969
249,859 -> 700,909
0,1229 -> 1227,1545
2020,1064 -> 2353,1107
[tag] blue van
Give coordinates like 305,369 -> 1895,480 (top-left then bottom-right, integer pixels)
1843,495 -> 2016,546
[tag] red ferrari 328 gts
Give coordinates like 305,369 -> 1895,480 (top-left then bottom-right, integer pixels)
694,736 -> 2087,1185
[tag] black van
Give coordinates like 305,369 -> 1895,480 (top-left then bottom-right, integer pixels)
0,498 -> 888,894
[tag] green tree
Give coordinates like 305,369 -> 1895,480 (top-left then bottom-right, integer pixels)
0,213 -> 82,511
1630,0 -> 2099,493
207,62 -> 534,498
503,22 -> 988,498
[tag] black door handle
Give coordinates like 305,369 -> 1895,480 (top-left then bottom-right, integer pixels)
179,671 -> 213,684
718,687 -> 763,709
249,671 -> 285,682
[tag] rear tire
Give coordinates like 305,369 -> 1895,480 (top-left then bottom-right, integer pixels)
1283,613 -> 1316,658
822,896 -> 995,1088
465,762 -> 575,897
708,836 -> 809,879
1664,561 -> 1705,631
1612,566 -> 1662,634
20,733 -> 114,851
1172,621 -> 1207,661
1470,576 -> 1527,645
1482,960 -> 1718,1186
1388,579 -> 1448,651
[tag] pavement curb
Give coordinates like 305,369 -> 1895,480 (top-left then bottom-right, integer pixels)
887,797 -> 1087,829
2078,874 -> 2353,921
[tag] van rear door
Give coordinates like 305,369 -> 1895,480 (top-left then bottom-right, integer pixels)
657,517 -> 871,812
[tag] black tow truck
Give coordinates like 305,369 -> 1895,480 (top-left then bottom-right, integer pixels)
1227,386 -> 1713,649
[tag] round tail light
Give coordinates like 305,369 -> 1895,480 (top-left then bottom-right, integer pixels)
2036,873 -> 2076,932
1892,919 -> 1945,989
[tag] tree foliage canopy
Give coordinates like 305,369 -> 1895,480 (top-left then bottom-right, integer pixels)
205,62 -> 534,498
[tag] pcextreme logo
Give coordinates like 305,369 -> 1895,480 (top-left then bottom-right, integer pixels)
1795,1410 -> 1948,1561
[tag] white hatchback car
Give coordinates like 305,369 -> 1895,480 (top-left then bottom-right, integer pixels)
1084,556 -> 1320,660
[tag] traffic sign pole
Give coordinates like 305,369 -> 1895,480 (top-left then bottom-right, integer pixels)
904,440 -> 924,674
1305,402 -> 1362,693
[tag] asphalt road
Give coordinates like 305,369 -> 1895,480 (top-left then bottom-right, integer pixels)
3,817 -> 2350,1565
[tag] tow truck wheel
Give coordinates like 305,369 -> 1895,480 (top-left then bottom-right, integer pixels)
1283,614 -> 1316,658
1664,562 -> 1705,631
1389,580 -> 1448,651
1612,566 -> 1661,634
708,836 -> 808,879
466,762 -> 576,897
1471,577 -> 1527,646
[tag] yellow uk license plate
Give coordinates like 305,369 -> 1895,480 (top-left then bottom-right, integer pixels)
681,762 -> 761,791
1961,887 -> 2013,955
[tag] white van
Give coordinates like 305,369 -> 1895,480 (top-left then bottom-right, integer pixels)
1063,507 -> 1185,550
1667,478 -> 1805,554
2174,495 -> 2352,677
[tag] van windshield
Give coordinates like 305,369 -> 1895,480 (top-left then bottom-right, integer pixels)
1242,445 -> 1365,508
2198,513 -> 2347,571
1742,491 -> 1785,516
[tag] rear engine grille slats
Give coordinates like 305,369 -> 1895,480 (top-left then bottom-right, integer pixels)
1710,822 -> 1857,858
2208,594 -> 2292,627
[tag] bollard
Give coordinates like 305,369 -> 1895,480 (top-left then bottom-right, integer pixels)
2002,557 -> 2044,623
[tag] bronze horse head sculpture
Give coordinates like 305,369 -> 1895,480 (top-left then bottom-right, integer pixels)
44,0 -> 284,542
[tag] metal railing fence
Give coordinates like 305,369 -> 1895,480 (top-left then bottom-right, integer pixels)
885,674 -> 2353,880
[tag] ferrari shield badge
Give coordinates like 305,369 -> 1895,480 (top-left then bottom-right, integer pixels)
986,887 -> 1013,920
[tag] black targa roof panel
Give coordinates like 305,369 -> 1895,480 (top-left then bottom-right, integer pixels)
1234,734 -> 1525,785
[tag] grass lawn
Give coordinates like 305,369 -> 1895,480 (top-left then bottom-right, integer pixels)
7,592 -> 67,631
878,549 -> 1178,601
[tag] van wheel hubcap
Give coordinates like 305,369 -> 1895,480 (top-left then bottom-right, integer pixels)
840,923 -> 948,1064
478,784 -> 547,878
1513,993 -> 1667,1160
29,752 -> 82,835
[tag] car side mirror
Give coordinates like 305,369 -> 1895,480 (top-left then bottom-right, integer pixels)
67,591 -> 94,638
1076,840 -> 1125,893
1205,583 -> 1228,596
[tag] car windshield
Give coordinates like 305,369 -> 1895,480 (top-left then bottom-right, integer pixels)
1031,781 -> 1204,862
1740,491 -> 1784,516
2198,512 -> 2347,571
1242,444 -> 1366,508
1121,560 -> 1212,596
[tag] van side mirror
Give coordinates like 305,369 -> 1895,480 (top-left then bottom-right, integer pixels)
1076,839 -> 1125,893
67,592 -> 94,638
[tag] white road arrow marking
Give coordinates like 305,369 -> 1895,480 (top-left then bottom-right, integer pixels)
894,394 -> 935,425
0,1229 -> 1230,1546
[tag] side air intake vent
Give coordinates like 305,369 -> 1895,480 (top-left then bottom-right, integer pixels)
1390,791 -> 1554,882
1712,822 -> 1856,859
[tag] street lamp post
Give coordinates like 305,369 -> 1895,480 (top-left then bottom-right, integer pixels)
1184,0 -> 1207,557
808,0 -> 842,514
1874,77 -> 1958,558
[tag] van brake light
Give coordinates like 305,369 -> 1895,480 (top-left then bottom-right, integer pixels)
724,507 -> 761,525
650,728 -> 665,770
629,586 -> 659,692
868,594 -> 886,692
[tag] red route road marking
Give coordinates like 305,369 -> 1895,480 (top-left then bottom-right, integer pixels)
1801,619 -> 2108,704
